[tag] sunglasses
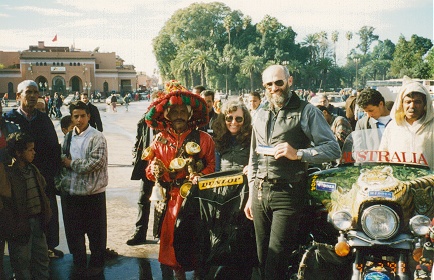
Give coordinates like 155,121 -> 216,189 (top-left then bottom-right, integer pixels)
225,115 -> 244,123
264,79 -> 285,89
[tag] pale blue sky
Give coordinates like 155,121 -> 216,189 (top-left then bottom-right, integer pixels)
0,0 -> 432,75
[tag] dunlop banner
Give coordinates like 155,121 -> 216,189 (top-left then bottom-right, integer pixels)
198,174 -> 244,190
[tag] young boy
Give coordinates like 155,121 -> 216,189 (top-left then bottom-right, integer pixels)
60,115 -> 74,135
5,132 -> 52,280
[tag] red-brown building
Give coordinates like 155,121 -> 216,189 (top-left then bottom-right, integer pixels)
0,41 -> 144,99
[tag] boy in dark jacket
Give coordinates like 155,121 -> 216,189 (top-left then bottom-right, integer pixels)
5,132 -> 52,280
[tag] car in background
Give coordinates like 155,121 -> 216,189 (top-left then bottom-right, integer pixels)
106,94 -> 124,105
327,94 -> 346,108
309,94 -> 345,108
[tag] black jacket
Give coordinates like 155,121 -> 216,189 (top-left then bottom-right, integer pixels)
5,109 -> 61,188
174,170 -> 257,270
131,116 -> 152,181
88,102 -> 103,132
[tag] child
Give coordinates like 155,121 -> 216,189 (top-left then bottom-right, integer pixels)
60,115 -> 74,135
5,132 -> 52,280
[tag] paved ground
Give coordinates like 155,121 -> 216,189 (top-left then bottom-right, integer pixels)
2,100 -> 195,279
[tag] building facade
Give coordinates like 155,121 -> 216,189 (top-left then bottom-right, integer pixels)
0,41 -> 139,99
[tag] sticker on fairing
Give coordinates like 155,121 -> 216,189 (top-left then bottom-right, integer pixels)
198,174 -> 244,190
368,191 -> 393,198
364,271 -> 391,280
315,181 -> 336,192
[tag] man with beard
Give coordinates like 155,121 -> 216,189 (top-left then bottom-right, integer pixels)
144,82 -> 215,279
244,65 -> 341,280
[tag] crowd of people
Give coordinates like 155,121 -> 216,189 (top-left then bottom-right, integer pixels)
0,64 -> 433,280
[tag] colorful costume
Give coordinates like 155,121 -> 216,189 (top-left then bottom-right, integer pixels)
144,81 -> 215,271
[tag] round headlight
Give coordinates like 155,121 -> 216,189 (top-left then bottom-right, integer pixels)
409,215 -> 431,236
361,205 -> 399,240
331,211 -> 353,231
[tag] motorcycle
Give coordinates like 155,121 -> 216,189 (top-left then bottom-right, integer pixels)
299,129 -> 434,280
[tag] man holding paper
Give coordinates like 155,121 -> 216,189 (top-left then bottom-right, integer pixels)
244,65 -> 340,280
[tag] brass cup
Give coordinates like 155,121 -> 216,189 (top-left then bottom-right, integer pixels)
141,147 -> 154,161
169,158 -> 186,171
186,142 -> 201,155
180,181 -> 192,198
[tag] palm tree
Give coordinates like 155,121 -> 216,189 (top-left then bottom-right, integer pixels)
173,46 -> 196,88
284,59 -> 301,87
240,55 -> 263,90
331,31 -> 339,65
317,57 -> 334,91
302,34 -> 319,63
191,49 -> 216,87
223,15 -> 232,45
346,31 -> 353,58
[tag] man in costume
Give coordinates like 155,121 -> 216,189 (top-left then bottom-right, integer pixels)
144,81 -> 215,279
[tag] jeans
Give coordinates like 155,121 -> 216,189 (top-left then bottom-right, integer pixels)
8,217 -> 50,280
251,180 -> 306,280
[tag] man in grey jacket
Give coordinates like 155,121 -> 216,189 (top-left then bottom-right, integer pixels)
244,65 -> 341,280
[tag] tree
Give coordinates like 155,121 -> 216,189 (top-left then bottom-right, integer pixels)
346,31 -> 353,57
172,44 -> 196,88
191,49 -> 216,87
390,35 -> 433,78
223,15 -> 233,45
302,33 -> 319,63
356,26 -> 379,55
317,57 -> 334,90
331,31 -> 339,65
240,55 -> 263,90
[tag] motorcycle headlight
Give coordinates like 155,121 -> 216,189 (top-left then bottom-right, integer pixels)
409,215 -> 431,236
361,205 -> 399,240
331,211 -> 353,231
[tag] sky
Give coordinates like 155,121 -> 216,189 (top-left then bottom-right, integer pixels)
0,0 -> 432,77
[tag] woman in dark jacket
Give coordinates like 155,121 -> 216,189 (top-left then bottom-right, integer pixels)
212,100 -> 252,173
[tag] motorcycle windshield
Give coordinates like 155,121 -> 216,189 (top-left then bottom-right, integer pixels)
309,128 -> 434,220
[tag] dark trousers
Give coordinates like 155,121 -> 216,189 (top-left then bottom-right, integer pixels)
251,181 -> 306,280
134,180 -> 152,236
0,239 -> 5,280
61,192 -> 107,268
45,187 -> 60,249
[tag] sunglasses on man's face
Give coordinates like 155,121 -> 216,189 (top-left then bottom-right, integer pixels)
263,79 -> 285,89
225,115 -> 244,123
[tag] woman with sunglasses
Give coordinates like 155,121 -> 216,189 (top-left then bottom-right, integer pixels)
212,100 -> 252,173
208,99 -> 256,279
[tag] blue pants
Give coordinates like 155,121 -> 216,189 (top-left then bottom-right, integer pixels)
251,180 -> 306,280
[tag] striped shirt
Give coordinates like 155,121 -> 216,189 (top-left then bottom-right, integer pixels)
63,125 -> 108,195
19,164 -> 42,216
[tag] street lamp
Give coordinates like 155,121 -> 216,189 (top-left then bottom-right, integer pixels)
88,82 -> 92,95
83,82 -> 87,92
353,58 -> 360,88
39,82 -> 47,96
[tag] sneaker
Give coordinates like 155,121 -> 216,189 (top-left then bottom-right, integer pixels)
104,248 -> 119,260
48,248 -> 64,258
126,234 -> 147,246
